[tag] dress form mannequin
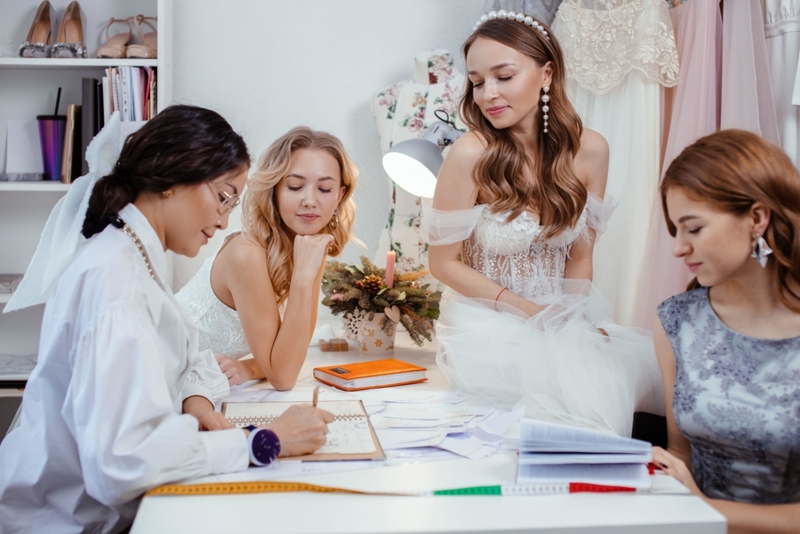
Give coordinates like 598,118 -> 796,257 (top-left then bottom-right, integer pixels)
371,49 -> 466,272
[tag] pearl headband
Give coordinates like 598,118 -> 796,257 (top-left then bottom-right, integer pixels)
473,10 -> 550,40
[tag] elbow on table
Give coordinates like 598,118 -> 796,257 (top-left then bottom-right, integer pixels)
268,375 -> 297,391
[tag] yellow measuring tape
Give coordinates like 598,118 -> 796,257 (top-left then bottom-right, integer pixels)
145,481 -> 406,498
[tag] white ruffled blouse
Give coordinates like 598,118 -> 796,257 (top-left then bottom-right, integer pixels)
0,204 -> 248,534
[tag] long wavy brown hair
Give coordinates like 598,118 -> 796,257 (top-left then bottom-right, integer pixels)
461,17 -> 585,238
661,129 -> 800,312
242,127 -> 358,305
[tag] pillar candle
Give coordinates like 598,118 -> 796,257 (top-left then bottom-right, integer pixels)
385,251 -> 396,288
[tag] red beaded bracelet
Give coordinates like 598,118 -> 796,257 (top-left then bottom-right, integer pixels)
494,287 -> 508,311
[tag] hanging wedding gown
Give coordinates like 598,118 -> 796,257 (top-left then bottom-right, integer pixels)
766,0 -> 800,167
640,0 -> 723,330
483,0 -> 563,25
422,196 -> 665,437
720,0 -> 781,146
552,0 -> 679,328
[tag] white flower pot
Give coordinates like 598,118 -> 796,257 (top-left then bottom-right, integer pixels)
357,312 -> 396,355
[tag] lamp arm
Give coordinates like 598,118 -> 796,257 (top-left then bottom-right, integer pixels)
421,120 -> 463,150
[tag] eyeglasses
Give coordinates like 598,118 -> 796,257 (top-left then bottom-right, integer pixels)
207,182 -> 241,214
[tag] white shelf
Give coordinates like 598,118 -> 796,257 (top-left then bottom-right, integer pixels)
0,58 -> 158,69
0,182 -> 69,192
0,294 -> 10,304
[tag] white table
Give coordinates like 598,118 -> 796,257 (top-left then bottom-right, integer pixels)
131,325 -> 726,534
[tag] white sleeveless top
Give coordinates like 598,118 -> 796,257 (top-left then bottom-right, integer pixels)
176,232 -> 251,359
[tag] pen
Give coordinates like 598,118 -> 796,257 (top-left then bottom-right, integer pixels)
312,385 -> 319,407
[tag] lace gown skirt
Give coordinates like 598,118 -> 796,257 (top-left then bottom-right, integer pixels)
436,280 -> 665,437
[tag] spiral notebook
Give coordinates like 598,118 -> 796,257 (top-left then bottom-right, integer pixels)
222,400 -> 385,462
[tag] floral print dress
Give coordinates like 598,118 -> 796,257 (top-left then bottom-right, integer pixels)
658,288 -> 800,503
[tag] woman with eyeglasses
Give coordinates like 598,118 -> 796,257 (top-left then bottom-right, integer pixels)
0,107 -> 333,534
176,126 -> 357,389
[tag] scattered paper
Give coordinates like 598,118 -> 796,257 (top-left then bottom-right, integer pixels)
0,353 -> 37,379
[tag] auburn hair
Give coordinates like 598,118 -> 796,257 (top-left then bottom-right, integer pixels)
661,129 -> 800,311
461,17 -> 585,238
242,127 -> 357,305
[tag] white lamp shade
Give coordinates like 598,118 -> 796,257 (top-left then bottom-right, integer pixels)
382,139 -> 443,198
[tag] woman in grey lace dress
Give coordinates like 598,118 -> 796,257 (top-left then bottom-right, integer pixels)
177,127 -> 357,389
654,130 -> 800,531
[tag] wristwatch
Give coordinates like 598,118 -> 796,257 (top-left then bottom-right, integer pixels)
245,425 -> 281,466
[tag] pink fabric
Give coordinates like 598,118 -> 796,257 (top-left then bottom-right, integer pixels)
720,0 -> 781,145
640,0 -> 722,330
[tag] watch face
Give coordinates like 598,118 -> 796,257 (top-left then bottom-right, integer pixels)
251,428 -> 281,465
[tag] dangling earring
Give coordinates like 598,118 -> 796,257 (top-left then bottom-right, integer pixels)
161,189 -> 174,199
329,210 -> 339,230
541,86 -> 550,134
750,235 -> 773,268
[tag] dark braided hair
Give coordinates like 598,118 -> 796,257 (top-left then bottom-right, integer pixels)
82,105 -> 250,238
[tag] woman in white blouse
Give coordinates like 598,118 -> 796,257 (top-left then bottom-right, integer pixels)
0,106 -> 332,534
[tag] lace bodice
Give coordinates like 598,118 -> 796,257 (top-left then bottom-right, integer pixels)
175,233 -> 251,359
422,195 -> 614,301
658,289 -> 800,503
552,0 -> 680,94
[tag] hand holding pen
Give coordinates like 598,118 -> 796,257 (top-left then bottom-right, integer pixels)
266,386 -> 332,457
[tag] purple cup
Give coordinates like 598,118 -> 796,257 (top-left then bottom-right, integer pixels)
37,114 -> 66,181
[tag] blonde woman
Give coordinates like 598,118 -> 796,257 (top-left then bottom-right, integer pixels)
177,127 -> 357,389
424,12 -> 664,436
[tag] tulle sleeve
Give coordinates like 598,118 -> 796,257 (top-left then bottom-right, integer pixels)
420,199 -> 487,246
585,194 -> 617,237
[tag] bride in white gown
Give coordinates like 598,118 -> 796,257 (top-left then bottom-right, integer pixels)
424,10 -> 664,437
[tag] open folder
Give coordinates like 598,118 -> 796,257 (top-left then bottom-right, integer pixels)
223,399 -> 386,462
517,419 -> 653,489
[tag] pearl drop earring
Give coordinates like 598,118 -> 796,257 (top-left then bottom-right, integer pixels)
541,86 -> 550,134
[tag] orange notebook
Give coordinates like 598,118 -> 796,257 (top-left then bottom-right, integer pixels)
313,358 -> 427,391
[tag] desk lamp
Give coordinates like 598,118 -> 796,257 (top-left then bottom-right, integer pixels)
381,110 -> 462,198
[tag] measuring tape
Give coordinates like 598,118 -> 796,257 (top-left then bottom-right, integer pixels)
145,481 -> 409,497
145,481 -> 646,498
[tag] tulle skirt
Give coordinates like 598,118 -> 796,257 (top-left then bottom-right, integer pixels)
435,279 -> 665,437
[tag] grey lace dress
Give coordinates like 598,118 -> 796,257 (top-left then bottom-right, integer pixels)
658,288 -> 800,503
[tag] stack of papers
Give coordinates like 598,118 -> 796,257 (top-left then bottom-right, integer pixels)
518,419 -> 653,489
224,384 -> 524,461
360,390 -> 524,460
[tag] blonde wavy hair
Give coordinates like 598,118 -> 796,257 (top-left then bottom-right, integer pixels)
242,127 -> 357,305
461,17 -> 585,238
662,129 -> 800,312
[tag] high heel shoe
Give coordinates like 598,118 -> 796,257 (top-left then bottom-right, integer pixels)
126,15 -> 157,59
52,1 -> 87,58
95,17 -> 132,58
18,0 -> 56,58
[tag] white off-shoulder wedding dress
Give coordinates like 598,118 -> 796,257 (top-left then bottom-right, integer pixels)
422,196 -> 664,436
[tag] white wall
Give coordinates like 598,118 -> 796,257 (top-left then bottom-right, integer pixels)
169,0 -> 484,289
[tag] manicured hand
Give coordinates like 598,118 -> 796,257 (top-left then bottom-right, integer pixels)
652,446 -> 702,496
266,404 -> 335,457
293,234 -> 334,280
216,354 -> 251,386
198,411 -> 234,431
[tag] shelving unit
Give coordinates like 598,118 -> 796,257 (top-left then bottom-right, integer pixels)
0,182 -> 70,192
0,58 -> 158,68
0,0 -> 172,364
